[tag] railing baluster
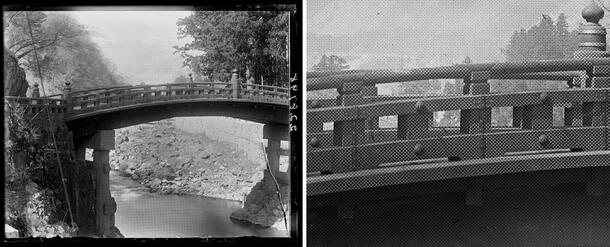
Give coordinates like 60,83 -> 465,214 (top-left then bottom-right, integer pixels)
333,81 -> 366,172
522,92 -> 554,130
512,106 -> 523,128
460,71 -> 491,134
363,86 -> 379,131
460,70 -> 491,159
397,100 -> 432,140
583,65 -> 610,127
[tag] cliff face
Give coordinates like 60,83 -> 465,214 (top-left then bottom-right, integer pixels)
4,101 -> 97,237
4,47 -> 29,97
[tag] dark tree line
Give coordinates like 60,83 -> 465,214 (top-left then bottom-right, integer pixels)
174,11 -> 289,87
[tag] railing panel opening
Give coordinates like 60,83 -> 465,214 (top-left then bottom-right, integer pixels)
491,107 -> 513,127
553,106 -> 566,127
378,115 -> 397,129
433,110 -> 460,127
322,122 -> 333,131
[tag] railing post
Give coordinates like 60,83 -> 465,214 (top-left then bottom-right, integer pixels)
460,71 -> 491,159
460,71 -> 491,134
512,106 -> 522,128
574,2 -> 608,59
31,83 -> 40,107
63,82 -> 72,115
397,100 -> 432,140
362,85 -> 379,131
574,3 -> 609,135
522,92 -> 554,130
231,68 -> 240,99
32,83 -> 40,98
333,80 -> 366,171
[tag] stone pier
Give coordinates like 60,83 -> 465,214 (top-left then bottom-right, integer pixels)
230,124 -> 290,229
74,129 -> 120,237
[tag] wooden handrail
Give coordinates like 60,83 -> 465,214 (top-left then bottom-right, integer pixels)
306,58 -> 610,90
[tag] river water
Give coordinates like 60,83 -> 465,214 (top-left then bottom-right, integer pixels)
110,171 -> 285,238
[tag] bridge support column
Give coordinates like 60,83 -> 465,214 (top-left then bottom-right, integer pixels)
80,130 -> 116,236
263,124 -> 290,185
587,168 -> 610,197
465,178 -> 482,206
337,192 -> 355,246
73,144 -> 86,226
587,169 -> 604,197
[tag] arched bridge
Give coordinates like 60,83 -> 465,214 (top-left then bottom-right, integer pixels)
9,79 -> 289,138
307,3 -> 610,216
5,73 -> 290,236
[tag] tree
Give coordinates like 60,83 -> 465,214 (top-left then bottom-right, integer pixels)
175,11 -> 289,87
4,11 -> 126,95
501,14 -> 578,93
312,54 -> 349,72
502,14 -> 578,62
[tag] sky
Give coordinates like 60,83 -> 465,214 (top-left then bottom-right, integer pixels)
33,2 -> 604,82
70,10 -> 192,84
307,0 -> 594,64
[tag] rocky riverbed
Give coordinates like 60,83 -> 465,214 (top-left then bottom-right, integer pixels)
106,118 -> 265,202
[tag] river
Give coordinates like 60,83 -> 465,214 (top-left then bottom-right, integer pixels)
110,171 -> 286,238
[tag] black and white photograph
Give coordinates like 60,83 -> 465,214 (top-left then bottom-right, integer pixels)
307,0 -> 610,246
4,4 -> 298,240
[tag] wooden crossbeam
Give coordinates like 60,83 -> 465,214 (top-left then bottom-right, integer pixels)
307,126 -> 607,174
307,150 -> 610,196
307,88 -> 608,125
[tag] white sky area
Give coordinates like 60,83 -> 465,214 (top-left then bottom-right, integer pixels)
308,0 -> 596,64
68,10 -> 193,84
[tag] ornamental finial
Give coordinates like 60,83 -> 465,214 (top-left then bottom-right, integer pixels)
582,1 -> 604,24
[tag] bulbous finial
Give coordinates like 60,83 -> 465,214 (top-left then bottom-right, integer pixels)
582,1 -> 604,23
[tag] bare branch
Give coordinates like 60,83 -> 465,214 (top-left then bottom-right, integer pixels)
16,40 -> 58,59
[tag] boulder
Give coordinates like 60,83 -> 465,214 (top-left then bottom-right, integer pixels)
150,178 -> 162,188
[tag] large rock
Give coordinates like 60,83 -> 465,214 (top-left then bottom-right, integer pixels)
4,46 -> 28,97
230,176 -> 290,228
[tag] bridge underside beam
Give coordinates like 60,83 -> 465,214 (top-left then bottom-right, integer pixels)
66,101 -> 288,138
308,151 -> 610,196
309,165 -> 610,210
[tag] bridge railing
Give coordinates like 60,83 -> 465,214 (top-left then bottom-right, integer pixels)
65,82 -> 289,115
306,58 -> 610,177
5,96 -> 68,119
